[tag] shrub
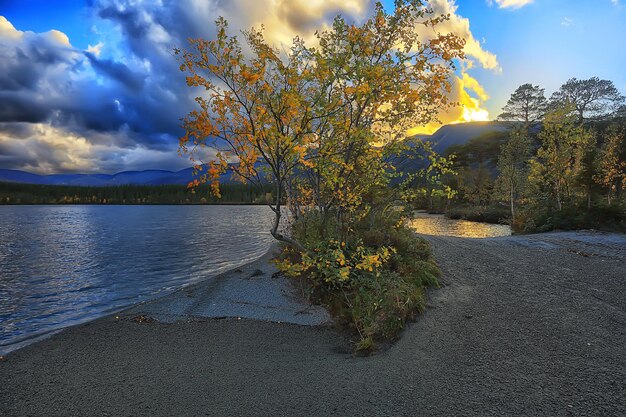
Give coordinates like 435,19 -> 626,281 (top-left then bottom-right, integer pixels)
512,202 -> 626,233
445,205 -> 510,224
276,208 -> 440,353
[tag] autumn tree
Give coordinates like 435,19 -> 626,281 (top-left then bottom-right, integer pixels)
496,127 -> 532,221
176,20 -> 324,250
550,77 -> 625,122
531,104 -> 592,211
400,140 -> 457,210
294,1 -> 464,233
497,83 -> 547,133
176,1 -> 464,247
573,129 -> 598,209
443,131 -> 505,208
594,124 -> 626,204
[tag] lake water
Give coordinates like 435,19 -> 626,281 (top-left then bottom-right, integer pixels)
409,212 -> 511,238
0,205 -> 274,354
0,206 -> 510,354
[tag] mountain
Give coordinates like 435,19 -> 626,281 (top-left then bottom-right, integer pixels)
413,121 -> 509,155
0,122 -> 510,187
0,168 -> 212,187
393,121 -> 510,174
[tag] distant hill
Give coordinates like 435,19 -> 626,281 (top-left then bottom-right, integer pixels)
0,122 -> 511,186
413,121 -> 509,154
0,168 -> 227,187
393,121 -> 510,174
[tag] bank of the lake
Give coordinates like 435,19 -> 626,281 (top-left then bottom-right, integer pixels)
2,229 -> 624,416
410,211 -> 511,238
0,205 -> 276,355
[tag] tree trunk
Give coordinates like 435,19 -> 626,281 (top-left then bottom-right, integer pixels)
510,187 -> 515,222
269,182 -> 306,253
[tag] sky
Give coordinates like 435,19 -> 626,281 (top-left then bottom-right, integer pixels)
0,0 -> 624,174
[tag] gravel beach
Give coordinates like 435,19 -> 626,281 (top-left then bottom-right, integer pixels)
1,231 -> 625,416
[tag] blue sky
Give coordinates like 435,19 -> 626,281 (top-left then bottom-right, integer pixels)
0,0 -> 624,173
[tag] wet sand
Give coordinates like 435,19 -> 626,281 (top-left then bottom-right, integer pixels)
1,231 -> 625,416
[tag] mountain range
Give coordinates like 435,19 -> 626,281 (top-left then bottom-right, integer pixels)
0,122 -> 509,187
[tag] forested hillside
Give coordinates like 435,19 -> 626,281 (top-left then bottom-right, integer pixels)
0,182 -> 275,205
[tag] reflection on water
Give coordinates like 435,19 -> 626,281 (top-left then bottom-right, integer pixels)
409,212 -> 511,238
0,205 -> 274,353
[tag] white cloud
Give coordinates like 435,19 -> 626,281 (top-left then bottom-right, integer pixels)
561,17 -> 573,27
87,42 -> 105,57
427,1 -> 501,72
0,16 -> 23,39
488,0 -> 534,9
408,70 -> 491,135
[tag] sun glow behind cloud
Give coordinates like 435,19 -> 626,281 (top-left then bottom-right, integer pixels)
406,1 -> 496,135
407,70 -> 491,135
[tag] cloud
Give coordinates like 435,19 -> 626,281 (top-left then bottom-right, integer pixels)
427,1 -> 500,72
0,122 -> 190,174
561,17 -> 573,27
0,14 -> 181,142
84,52 -> 146,91
86,41 -> 104,57
0,0 -> 496,172
488,0 -> 534,9
408,70 -> 490,135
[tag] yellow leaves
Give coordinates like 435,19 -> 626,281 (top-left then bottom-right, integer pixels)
239,68 -> 260,84
177,10 -> 462,229
275,238 -> 393,286
293,144 -> 308,162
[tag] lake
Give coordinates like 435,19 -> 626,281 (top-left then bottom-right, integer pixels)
0,205 -> 274,354
409,212 -> 511,238
0,206 -> 510,354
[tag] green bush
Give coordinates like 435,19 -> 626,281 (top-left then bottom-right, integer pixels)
276,207 -> 440,353
512,202 -> 626,233
445,205 -> 510,224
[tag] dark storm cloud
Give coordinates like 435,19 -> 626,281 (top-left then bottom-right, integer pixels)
0,91 -> 52,123
0,48 -> 41,91
0,25 -> 77,90
97,3 -> 151,39
0,10 -> 186,143
0,0 -> 374,172
84,52 -> 146,92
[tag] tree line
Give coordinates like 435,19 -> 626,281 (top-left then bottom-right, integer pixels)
0,182 -> 275,205
416,77 -> 626,232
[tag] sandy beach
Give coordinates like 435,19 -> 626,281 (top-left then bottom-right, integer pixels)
1,230 -> 625,416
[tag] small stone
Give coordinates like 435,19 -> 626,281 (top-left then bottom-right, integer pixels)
250,269 -> 264,277
132,315 -> 156,323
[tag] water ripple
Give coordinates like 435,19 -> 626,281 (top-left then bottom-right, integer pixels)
0,205 -> 274,353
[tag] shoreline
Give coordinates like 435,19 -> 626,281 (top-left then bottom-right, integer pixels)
1,243 -> 330,356
2,230 -> 624,416
0,202 -> 272,206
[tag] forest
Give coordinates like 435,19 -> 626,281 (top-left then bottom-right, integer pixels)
408,78 -> 626,233
0,182 -> 275,205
